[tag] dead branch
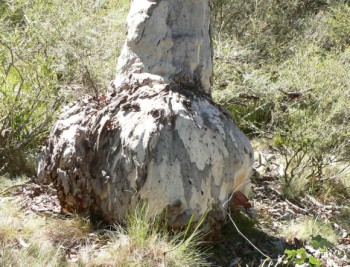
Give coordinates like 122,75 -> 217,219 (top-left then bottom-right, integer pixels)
278,88 -> 313,99
0,179 -> 33,195
238,93 -> 260,100
305,194 -> 343,211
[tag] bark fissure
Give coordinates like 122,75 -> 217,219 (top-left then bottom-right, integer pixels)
38,0 -> 253,236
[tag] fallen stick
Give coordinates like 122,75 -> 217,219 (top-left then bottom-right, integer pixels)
0,179 -> 33,195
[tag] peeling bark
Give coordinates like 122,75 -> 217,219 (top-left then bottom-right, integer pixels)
38,0 -> 253,235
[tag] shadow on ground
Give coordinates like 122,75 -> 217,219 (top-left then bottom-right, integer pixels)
208,210 -> 287,267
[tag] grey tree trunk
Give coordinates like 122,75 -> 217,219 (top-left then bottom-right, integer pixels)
38,0 -> 253,235
115,0 -> 213,94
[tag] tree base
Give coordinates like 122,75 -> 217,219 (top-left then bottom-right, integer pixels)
38,75 -> 253,232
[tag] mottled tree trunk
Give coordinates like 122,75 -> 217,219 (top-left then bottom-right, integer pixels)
115,0 -> 213,94
38,0 -> 253,235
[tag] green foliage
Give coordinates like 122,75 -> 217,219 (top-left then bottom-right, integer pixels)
284,248 -> 321,267
212,0 -> 350,198
0,0 -> 128,175
314,4 -> 350,50
309,234 -> 333,250
270,45 -> 349,195
282,230 -> 335,266
212,0 -> 330,64
282,235 -> 334,266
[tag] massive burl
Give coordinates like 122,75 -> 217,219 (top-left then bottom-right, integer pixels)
38,0 -> 253,234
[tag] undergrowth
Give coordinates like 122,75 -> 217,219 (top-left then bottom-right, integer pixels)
0,195 -> 209,267
212,0 -> 350,200
0,0 -> 129,175
0,1 -> 349,266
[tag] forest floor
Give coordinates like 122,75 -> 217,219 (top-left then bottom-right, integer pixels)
0,149 -> 349,266
211,175 -> 349,266
211,148 -> 350,266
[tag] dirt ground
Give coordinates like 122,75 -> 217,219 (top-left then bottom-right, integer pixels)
211,150 -> 350,267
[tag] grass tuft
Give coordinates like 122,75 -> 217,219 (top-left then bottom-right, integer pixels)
0,194 -> 210,267
282,218 -> 338,245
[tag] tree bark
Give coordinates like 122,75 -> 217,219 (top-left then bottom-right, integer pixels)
115,0 -> 213,94
38,0 -> 253,235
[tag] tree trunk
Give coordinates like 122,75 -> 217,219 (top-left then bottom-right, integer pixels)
115,0 -> 213,94
38,0 -> 253,235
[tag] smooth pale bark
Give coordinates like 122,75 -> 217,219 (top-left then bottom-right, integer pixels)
38,0 -> 253,236
115,0 -> 213,94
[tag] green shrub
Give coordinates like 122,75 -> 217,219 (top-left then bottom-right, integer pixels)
0,0 -> 128,175
311,4 -> 350,51
212,1 -> 350,198
212,0 -> 330,65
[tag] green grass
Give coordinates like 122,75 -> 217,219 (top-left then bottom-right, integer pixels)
282,219 -> 338,245
212,0 -> 350,200
80,204 -> 210,267
1,1 -> 349,265
0,0 -> 129,175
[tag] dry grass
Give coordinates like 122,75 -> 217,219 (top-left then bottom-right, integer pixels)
0,182 -> 209,267
77,205 -> 210,267
282,218 -> 338,245
0,200 -> 65,266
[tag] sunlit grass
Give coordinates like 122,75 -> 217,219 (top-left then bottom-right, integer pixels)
0,191 -> 209,267
77,204 -> 210,266
282,219 -> 338,245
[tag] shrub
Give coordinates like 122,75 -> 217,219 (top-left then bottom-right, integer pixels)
0,0 -> 128,175
212,1 -> 350,197
311,3 -> 350,51
212,0 -> 329,64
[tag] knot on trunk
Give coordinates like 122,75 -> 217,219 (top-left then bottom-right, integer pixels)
38,81 -> 253,234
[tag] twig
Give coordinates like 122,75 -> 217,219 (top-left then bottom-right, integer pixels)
268,187 -> 308,213
238,93 -> 260,100
284,199 -> 308,213
84,65 -> 99,99
0,184 -> 26,195
0,179 -> 34,195
305,195 -> 343,210
226,211 -> 272,260
278,88 -> 313,99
